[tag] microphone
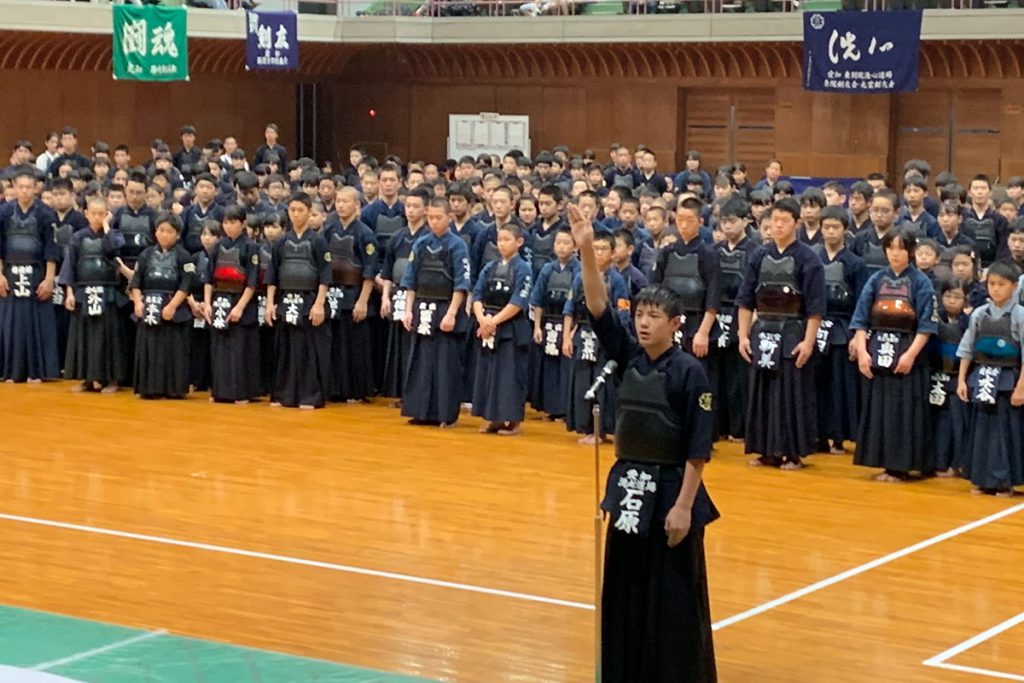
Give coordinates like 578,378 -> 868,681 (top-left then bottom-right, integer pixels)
584,360 -> 618,401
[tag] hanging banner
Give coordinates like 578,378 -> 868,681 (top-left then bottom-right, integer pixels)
112,5 -> 188,82
802,10 -> 922,94
246,10 -> 298,71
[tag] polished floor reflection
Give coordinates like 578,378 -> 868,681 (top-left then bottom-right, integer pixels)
0,382 -> 1021,682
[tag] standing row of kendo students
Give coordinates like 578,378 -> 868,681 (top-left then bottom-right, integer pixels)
1,159 -> 1023,495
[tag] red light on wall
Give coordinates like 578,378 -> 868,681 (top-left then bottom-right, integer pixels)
368,109 -> 377,118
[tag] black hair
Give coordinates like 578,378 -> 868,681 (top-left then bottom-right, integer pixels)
903,159 -> 932,179
872,189 -> 899,209
634,285 -> 683,319
288,191 -> 313,209
1009,217 -> 1024,235
222,204 -> 248,223
987,260 -> 1019,284
592,231 -> 615,248
820,205 -> 849,228
428,196 -> 450,212
491,185 -> 514,201
194,173 -> 217,187
771,197 -> 801,222
774,180 -> 796,196
938,277 -> 970,299
970,174 -> 992,189
676,196 -> 703,216
645,205 -> 667,221
935,171 -> 958,187
800,187 -> 827,208
915,238 -> 940,257
51,177 -> 73,193
505,176 -> 523,194
1007,176 -> 1024,190
881,227 -> 917,256
903,174 -> 928,192
233,171 -> 259,191
154,212 -> 182,233
947,245 -> 976,264
849,180 -> 874,201
447,181 -> 475,201
379,162 -> 401,179
406,186 -> 432,205
940,185 -> 967,204
497,222 -> 524,239
938,200 -> 962,216
538,183 -> 563,203
620,195 -> 641,209
613,228 -> 636,248
201,219 -> 224,238
720,196 -> 749,220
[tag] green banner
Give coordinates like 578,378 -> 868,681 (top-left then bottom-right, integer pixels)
112,5 -> 188,82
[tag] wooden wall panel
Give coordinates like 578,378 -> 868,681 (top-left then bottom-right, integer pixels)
894,90 -> 951,182
952,89 -> 1001,181
0,70 -> 296,167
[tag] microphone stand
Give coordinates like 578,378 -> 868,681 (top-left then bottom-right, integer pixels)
590,393 -> 603,683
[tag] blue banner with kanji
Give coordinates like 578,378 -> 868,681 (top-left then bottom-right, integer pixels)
246,10 -> 297,71
802,10 -> 922,94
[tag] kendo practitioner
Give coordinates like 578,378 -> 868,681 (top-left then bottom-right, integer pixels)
361,162 -> 405,391
323,187 -> 378,402
653,197 -> 722,431
400,195 -> 471,427
472,223 -> 533,435
112,170 -> 157,386
737,197 -> 826,470
955,261 -> 1024,496
256,215 -> 284,395
530,228 -> 579,419
182,173 -> 224,254
0,165 -> 60,382
204,204 -> 261,404
61,195 -> 125,393
930,279 -> 971,477
714,197 -> 760,441
568,202 -> 718,683
380,187 -> 427,401
851,223 -> 936,482
50,177 -> 88,370
129,213 -> 194,400
563,230 -> 631,445
814,206 -> 868,454
187,220 -> 221,394
265,192 -> 332,409
529,184 -> 567,282
851,188 -> 894,276
963,175 -> 1009,268
471,186 -> 522,280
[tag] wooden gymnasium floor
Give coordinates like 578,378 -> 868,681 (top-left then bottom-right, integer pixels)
1,381 -> 1023,683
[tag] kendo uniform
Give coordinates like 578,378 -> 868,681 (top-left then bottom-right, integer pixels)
961,207 -> 1009,268
207,233 -> 262,403
380,224 -> 422,399
563,269 -> 630,437
653,236 -> 722,435
361,198 -> 405,391
471,255 -> 533,425
61,226 -> 126,387
797,224 -> 824,247
112,204 -> 156,386
618,263 -> 649,306
850,266 -> 936,477
529,256 -> 579,418
956,301 -> 1024,491
897,208 -> 939,240
933,230 -> 975,280
266,229 -> 333,408
604,165 -> 642,193
851,227 -> 889,277
181,201 -> 224,255
813,246 -> 868,451
323,215 -> 379,402
527,217 -> 566,283
188,247 -> 213,392
0,199 -> 61,382
591,306 -> 719,683
130,243 -> 194,399
714,237 -> 759,440
928,310 -> 971,473
255,238 -> 276,395
452,215 -> 485,402
400,228 -> 471,426
736,241 -> 827,466
53,207 -> 89,371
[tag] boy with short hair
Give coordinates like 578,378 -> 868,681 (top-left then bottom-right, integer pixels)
798,187 -> 827,246
612,229 -> 649,303
899,175 -> 939,239
530,228 -> 579,419
963,174 -> 1009,267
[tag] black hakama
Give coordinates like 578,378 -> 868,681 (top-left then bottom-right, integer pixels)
745,359 -> 818,462
189,322 -> 212,391
118,302 -> 138,387
565,330 -> 618,437
715,346 -> 746,439
381,320 -> 412,399
472,334 -> 529,423
0,287 -> 60,382
54,299 -> 70,373
965,396 -> 1023,490
461,318 -> 480,403
369,293 -> 389,394
602,469 -> 717,683
272,321 -> 332,408
815,344 -> 860,445
329,313 -> 374,401
401,331 -> 464,424
854,363 -> 933,474
932,392 -> 971,472
65,300 -> 125,386
531,332 -> 570,418
134,320 -> 190,399
210,323 -> 262,402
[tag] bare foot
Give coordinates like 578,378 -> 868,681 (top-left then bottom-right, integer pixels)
497,423 -> 522,436
995,489 -> 1017,498
748,458 -> 765,467
100,384 -> 118,394
874,473 -> 901,483
209,396 -> 216,403
270,401 -> 282,408
27,378 -> 42,385
970,486 -> 985,496
440,420 -> 458,429
235,400 -> 250,406
577,434 -> 596,446
780,461 -> 803,471
298,404 -> 316,410
726,436 -> 745,444
389,400 -> 402,409
935,468 -> 957,479
71,382 -> 89,393
829,446 -> 846,455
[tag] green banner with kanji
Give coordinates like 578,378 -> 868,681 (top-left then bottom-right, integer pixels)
112,5 -> 188,82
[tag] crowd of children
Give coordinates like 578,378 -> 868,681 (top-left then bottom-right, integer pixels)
2,127 -> 1023,495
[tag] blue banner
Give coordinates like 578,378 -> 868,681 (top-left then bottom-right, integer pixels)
246,10 -> 297,71
803,10 -> 922,94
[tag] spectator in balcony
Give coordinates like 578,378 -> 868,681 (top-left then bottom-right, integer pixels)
174,125 -> 202,172
49,127 -> 92,176
35,132 -> 59,175
255,123 -> 289,172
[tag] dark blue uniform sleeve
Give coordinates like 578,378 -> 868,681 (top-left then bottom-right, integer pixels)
313,234 -> 332,287
450,234 -> 471,292
176,247 -> 195,294
530,264 -> 551,308
913,270 -> 937,335
266,238 -> 283,288
590,306 -> 640,371
850,270 -> 882,331
682,363 -> 714,461
736,247 -> 765,310
800,249 -> 827,318
564,273 -> 581,317
472,261 -> 493,301
509,259 -> 532,309
39,207 -> 60,262
700,244 -> 722,312
848,253 -> 869,301
358,224 -> 379,279
400,237 -> 422,290
244,240 -> 260,289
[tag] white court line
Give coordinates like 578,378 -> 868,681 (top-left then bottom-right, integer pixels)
0,513 -> 594,612
923,610 -> 1024,667
31,630 -> 167,671
2,502 -> 1022,629
926,663 -> 1024,682
711,501 -> 1024,631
